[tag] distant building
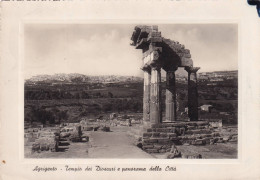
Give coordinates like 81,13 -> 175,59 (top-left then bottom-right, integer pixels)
198,75 -> 209,81
198,70 -> 238,79
110,113 -> 117,120
210,78 -> 224,82
200,105 -> 213,112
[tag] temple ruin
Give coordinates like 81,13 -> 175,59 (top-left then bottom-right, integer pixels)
131,25 -> 200,125
131,25 -> 224,153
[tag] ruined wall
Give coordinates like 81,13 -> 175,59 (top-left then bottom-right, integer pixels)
142,121 -> 224,153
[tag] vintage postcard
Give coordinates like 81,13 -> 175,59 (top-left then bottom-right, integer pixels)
0,1 -> 260,180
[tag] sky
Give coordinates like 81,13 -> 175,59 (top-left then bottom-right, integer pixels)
24,24 -> 238,79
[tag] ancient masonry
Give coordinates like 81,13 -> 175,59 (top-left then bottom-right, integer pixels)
131,25 -> 223,153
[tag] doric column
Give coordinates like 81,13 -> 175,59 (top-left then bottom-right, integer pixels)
142,66 -> 151,125
185,67 -> 200,121
165,67 -> 178,122
150,64 -> 162,124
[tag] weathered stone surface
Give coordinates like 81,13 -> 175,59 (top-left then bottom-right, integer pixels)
141,120 -> 225,153
175,127 -> 186,135
154,144 -> 163,149
165,70 -> 177,122
196,121 -> 209,126
183,154 -> 202,159
180,57 -> 193,67
143,138 -> 158,143
168,133 -> 177,138
200,134 -> 214,138
159,149 -> 166,153
171,122 -> 189,127
185,129 -> 212,135
157,138 -> 171,144
143,70 -> 151,123
161,123 -> 174,128
213,132 -> 220,137
143,132 -> 153,138
187,126 -> 197,130
151,124 -> 164,128
146,149 -> 159,153
185,67 -> 200,121
194,139 -> 205,145
159,133 -> 168,138
147,128 -> 153,132
166,127 -> 176,133
156,128 -> 172,133
142,145 -> 154,149
152,132 -> 160,137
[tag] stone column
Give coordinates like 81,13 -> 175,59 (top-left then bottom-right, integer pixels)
165,68 -> 177,122
142,67 -> 151,126
150,65 -> 162,124
185,67 -> 200,121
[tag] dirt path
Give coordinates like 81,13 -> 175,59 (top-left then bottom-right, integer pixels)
87,126 -> 153,158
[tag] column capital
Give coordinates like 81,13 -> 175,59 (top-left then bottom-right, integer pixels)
141,64 -> 151,73
185,66 -> 200,73
150,61 -> 162,71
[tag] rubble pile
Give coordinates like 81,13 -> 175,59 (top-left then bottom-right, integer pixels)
29,127 -> 60,152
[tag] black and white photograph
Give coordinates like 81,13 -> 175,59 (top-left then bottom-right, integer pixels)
1,1 -> 260,180
23,24 -> 238,159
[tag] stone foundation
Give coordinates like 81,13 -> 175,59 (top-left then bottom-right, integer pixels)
142,121 -> 223,153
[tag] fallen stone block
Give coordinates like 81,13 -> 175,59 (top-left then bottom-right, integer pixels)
40,144 -> 49,151
85,127 -> 94,131
194,139 -> 205,145
81,136 -> 89,142
59,141 -> 70,146
100,126 -> 110,132
32,143 -> 40,152
223,137 -> 230,141
166,145 -> 182,158
145,149 -> 159,153
183,154 -> 202,159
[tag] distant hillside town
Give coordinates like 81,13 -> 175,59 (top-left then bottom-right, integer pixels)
198,70 -> 237,81
25,70 -> 238,85
25,74 -> 143,85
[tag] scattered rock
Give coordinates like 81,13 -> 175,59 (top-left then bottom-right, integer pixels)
166,145 -> 182,159
183,154 -> 202,159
